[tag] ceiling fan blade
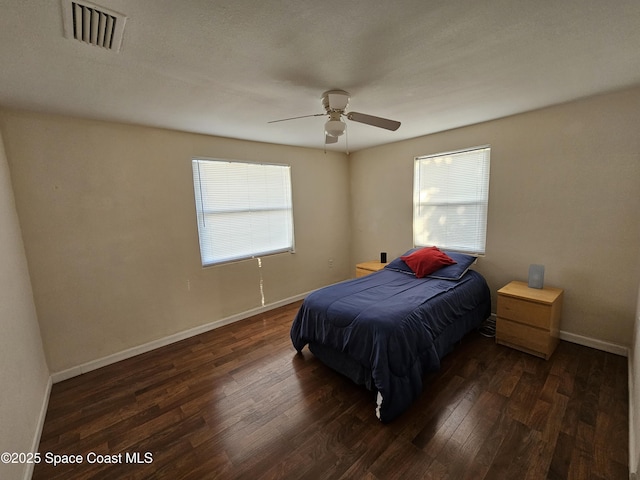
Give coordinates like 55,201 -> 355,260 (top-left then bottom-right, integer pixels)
346,112 -> 401,131
325,134 -> 338,144
268,113 -> 325,124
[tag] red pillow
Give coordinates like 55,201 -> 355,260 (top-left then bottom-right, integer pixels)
401,247 -> 457,278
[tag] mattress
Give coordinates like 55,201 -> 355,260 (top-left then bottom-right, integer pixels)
290,268 -> 491,422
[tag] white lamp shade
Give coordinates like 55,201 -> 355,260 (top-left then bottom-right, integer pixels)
324,120 -> 346,137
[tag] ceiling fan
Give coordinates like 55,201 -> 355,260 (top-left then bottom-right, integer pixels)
269,90 -> 401,146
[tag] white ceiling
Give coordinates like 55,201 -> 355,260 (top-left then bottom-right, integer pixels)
1,0 -> 639,152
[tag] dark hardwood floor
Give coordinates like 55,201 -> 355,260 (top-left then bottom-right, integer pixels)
34,301 -> 629,479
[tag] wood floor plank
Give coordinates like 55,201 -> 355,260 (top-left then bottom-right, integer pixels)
33,301 -> 629,479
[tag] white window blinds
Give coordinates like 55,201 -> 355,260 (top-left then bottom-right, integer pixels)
191,159 -> 295,266
413,146 -> 490,254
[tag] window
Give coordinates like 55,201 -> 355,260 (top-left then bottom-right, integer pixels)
413,146 -> 490,254
191,159 -> 295,266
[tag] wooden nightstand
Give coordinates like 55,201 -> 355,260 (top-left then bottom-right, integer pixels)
355,261 -> 386,277
495,281 -> 564,360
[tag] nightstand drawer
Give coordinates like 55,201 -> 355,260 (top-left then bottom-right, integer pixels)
496,318 -> 556,359
356,267 -> 373,277
355,261 -> 386,277
496,281 -> 563,360
497,295 -> 552,329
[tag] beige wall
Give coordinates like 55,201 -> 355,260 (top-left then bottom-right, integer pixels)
350,86 -> 640,347
1,86 -> 638,380
0,110 -> 351,373
0,130 -> 50,480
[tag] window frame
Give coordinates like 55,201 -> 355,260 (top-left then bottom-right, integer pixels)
413,145 -> 491,255
191,158 -> 295,267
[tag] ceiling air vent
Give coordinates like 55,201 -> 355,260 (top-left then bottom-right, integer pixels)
61,0 -> 127,52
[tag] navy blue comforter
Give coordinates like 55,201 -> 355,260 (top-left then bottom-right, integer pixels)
290,269 -> 490,422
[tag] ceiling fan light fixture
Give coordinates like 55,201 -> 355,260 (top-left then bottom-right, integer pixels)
324,120 -> 345,137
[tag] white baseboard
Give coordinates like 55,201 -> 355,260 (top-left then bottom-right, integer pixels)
559,331 -> 629,357
630,354 -> 637,480
51,292 -> 310,383
24,376 -> 52,480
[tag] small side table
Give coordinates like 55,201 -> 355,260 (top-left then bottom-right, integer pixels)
495,281 -> 564,360
355,261 -> 386,278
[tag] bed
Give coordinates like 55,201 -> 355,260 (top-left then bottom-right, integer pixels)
290,248 -> 491,423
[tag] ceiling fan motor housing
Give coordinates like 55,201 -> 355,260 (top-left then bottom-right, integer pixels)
322,90 -> 350,112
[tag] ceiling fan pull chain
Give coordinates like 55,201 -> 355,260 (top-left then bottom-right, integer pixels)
345,122 -> 349,155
